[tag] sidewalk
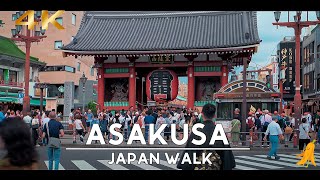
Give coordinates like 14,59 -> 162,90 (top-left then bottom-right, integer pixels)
59,135 -> 320,151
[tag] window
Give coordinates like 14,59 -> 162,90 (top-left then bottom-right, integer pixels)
65,66 -> 75,73
90,67 -> 94,76
317,78 -> 320,91
317,45 -> 320,59
55,17 -> 63,26
310,42 -> 314,62
72,13 -> 76,25
40,66 -> 75,73
9,71 -> 17,82
54,41 -> 62,49
77,62 -> 81,71
303,48 -> 307,64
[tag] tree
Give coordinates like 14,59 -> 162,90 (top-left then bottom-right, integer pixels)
87,101 -> 97,114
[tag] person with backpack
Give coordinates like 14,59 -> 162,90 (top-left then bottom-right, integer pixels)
246,112 -> 255,132
254,112 -> 262,140
283,116 -> 293,148
177,103 -> 235,170
231,116 -> 241,147
261,110 -> 272,147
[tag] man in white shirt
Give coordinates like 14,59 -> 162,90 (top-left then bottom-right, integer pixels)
264,116 -> 283,160
23,112 -> 32,127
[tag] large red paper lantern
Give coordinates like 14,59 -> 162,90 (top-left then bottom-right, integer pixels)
146,69 -> 178,102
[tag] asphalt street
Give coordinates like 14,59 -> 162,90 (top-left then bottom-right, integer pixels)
33,146 -> 320,170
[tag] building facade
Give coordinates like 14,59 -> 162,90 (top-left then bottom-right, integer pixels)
61,11 -> 261,113
0,36 -> 46,111
301,25 -> 320,113
257,55 -> 279,91
0,11 -> 97,115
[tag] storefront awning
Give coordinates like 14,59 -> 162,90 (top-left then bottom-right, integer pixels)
30,99 -> 46,106
0,97 -> 18,103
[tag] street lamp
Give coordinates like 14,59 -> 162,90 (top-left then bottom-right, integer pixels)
273,11 -> 320,148
34,83 -> 49,116
0,20 -> 4,27
80,72 -> 88,115
11,11 -> 47,115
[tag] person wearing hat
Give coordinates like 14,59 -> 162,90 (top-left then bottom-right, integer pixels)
263,115 -> 283,160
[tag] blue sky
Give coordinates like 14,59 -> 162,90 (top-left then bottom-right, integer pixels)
179,11 -> 318,84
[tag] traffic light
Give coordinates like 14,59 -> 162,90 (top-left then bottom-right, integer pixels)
266,75 -> 271,89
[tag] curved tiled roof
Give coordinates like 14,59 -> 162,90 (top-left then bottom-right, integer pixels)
0,36 -> 45,65
62,11 -> 260,54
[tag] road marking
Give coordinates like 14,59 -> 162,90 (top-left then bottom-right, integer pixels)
235,159 -> 281,169
158,159 -> 180,170
234,164 -> 258,170
66,148 -> 250,151
98,160 -> 129,170
71,160 -> 97,170
278,154 -> 320,163
44,161 -> 65,170
255,155 -> 298,163
130,160 -> 162,170
314,153 -> 320,156
238,156 -> 299,167
296,154 -> 320,159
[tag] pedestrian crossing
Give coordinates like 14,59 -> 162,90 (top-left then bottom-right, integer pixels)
44,153 -> 320,170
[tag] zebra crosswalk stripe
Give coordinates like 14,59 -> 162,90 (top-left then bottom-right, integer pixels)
237,156 -> 299,168
235,159 -> 281,169
158,159 -> 180,170
130,160 -> 162,170
234,164 -> 258,170
314,153 -> 320,156
278,154 -> 320,163
97,160 -> 129,170
255,155 -> 299,163
44,161 -> 65,170
71,160 -> 97,170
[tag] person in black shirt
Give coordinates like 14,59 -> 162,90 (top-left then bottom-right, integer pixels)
42,111 -> 64,170
177,103 -> 235,170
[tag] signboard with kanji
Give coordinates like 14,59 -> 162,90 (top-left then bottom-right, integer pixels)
278,41 -> 295,96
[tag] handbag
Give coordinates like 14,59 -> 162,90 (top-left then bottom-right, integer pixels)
284,126 -> 293,134
46,122 -> 61,149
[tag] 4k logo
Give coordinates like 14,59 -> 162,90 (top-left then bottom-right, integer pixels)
15,10 -> 65,30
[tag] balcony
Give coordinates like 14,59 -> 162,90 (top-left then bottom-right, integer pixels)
0,80 -> 23,88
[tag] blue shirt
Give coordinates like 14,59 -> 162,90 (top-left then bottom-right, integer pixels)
86,113 -> 93,123
99,119 -> 108,132
144,115 -> 155,125
0,112 -> 5,122
43,119 -> 64,138
90,118 -> 99,128
265,121 -> 282,136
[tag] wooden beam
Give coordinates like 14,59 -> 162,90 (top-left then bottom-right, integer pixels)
104,73 -> 130,78
194,72 -> 222,77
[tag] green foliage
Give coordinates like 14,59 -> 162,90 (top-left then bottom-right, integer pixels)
87,101 -> 97,114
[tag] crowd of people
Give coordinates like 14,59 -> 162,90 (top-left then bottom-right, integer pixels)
230,108 -> 320,159
68,106 -> 205,145
1,104 -> 320,169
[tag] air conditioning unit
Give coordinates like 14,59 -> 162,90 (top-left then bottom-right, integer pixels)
274,98 -> 281,102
